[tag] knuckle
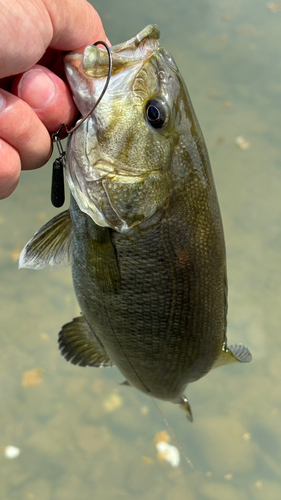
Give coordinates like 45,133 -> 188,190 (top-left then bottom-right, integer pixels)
0,139 -> 20,198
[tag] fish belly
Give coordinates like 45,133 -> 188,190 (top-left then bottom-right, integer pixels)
70,192 -> 226,402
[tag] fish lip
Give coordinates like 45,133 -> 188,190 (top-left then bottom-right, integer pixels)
113,24 -> 160,51
63,24 -> 160,77
63,25 -> 161,115
93,160 -> 161,179
93,160 -> 115,175
63,52 -> 85,76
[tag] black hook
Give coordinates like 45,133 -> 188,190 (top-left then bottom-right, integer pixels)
51,41 -> 112,208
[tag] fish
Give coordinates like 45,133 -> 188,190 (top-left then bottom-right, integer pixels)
19,25 -> 252,421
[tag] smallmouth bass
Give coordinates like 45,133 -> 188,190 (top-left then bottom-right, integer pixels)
20,25 -> 251,420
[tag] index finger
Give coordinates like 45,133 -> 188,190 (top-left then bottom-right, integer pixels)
46,0 -> 106,51
0,0 -> 106,78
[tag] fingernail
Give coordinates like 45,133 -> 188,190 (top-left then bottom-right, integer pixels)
0,92 -> 6,113
18,69 -> 56,109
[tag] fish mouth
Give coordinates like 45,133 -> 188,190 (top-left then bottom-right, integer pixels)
63,25 -> 161,115
64,25 -> 173,233
82,24 -> 160,77
64,24 -> 160,73
91,160 -> 155,179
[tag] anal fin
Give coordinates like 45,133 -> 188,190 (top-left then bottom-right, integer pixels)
58,315 -> 114,368
120,380 -> 131,386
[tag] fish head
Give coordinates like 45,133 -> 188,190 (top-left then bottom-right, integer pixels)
64,25 -> 199,232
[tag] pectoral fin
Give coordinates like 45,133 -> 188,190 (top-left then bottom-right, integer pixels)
19,210 -> 73,270
58,315 -> 114,367
86,224 -> 120,294
213,343 -> 252,369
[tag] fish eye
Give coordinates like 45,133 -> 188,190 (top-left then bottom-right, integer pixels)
145,98 -> 168,129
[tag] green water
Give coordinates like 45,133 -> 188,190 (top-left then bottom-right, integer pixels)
1,0 -> 281,498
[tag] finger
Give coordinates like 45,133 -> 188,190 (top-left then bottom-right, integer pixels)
12,65 -> 78,133
0,139 -> 21,199
46,0 -> 107,52
0,0 -> 53,78
0,89 -> 52,171
0,0 -> 107,78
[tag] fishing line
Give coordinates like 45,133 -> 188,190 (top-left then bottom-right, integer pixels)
51,41 -> 112,208
150,396 -> 195,470
102,300 -> 195,469
99,290 -> 195,469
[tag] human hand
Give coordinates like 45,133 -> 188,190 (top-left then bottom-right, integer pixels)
0,0 -> 107,199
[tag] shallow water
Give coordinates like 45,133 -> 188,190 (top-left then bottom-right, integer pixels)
1,0 -> 281,498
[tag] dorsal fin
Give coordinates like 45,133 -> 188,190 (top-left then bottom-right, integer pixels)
19,210 -> 73,270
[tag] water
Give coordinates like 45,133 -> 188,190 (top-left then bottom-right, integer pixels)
1,0 -> 281,498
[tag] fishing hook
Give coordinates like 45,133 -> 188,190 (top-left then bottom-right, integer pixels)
51,41 -> 112,207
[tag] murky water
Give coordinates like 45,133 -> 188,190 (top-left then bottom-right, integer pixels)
1,1 -> 281,498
